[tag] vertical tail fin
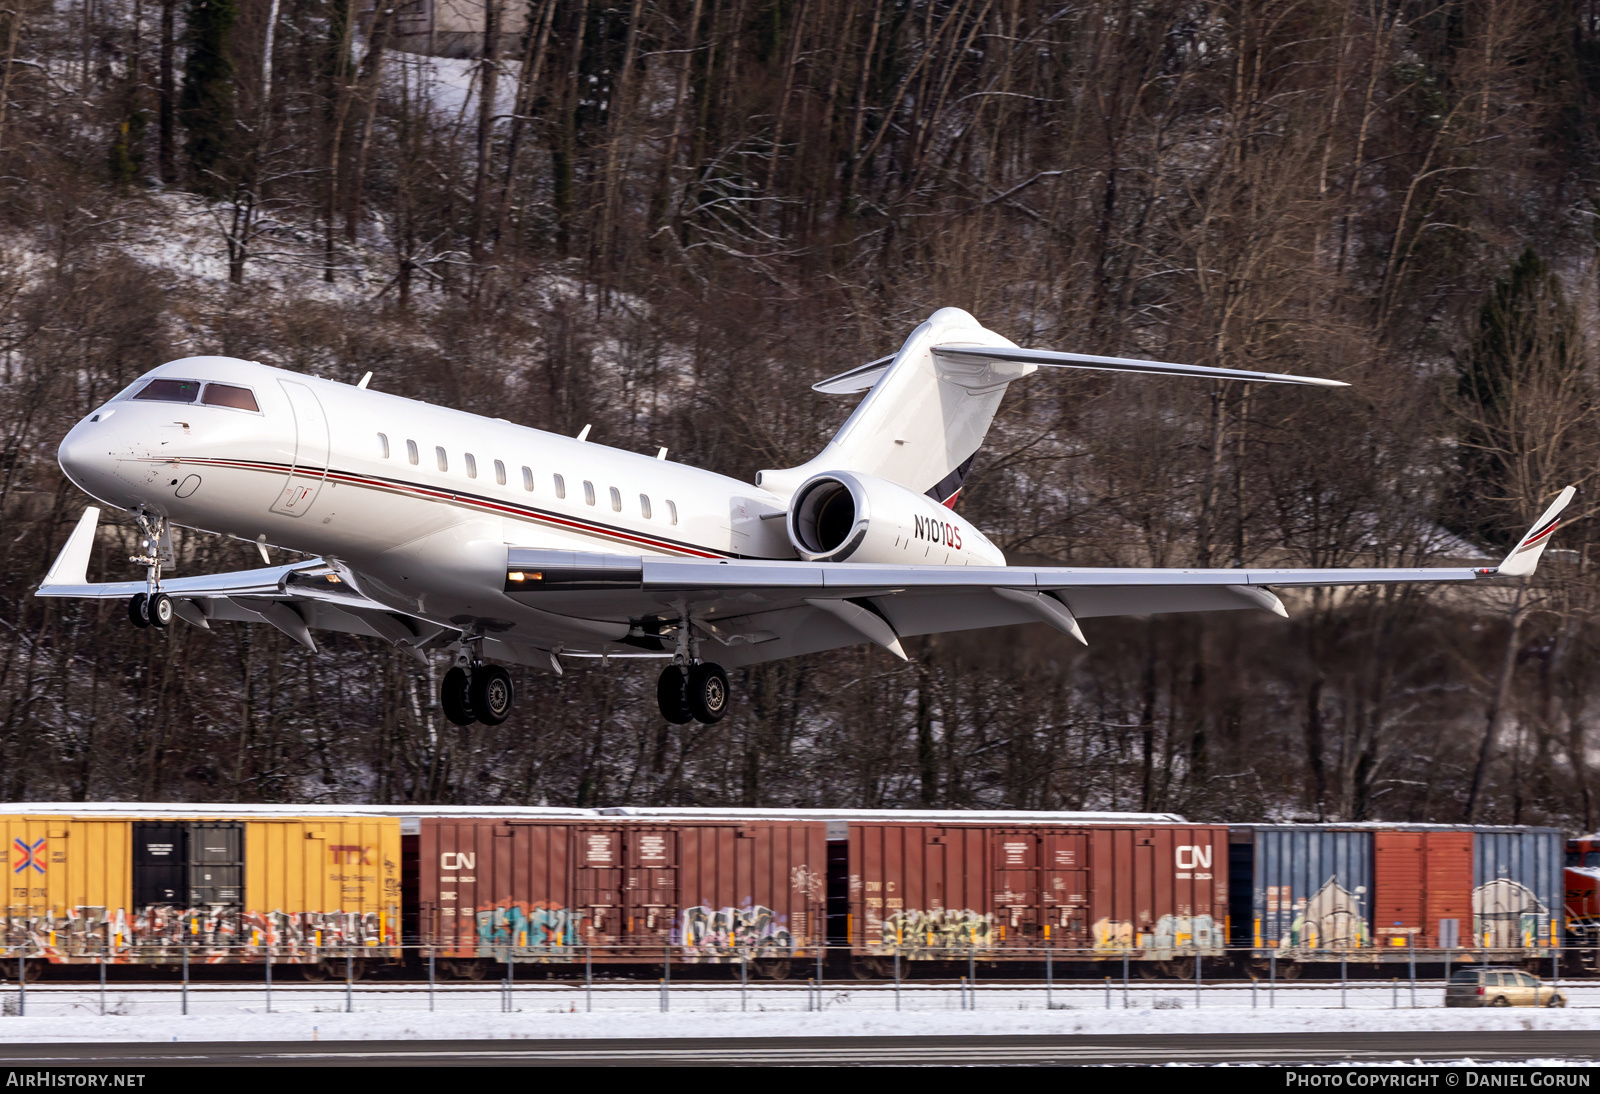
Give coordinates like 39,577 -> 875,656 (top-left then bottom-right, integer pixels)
758,308 -> 1028,504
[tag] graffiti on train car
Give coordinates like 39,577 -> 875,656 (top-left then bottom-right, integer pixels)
475,904 -> 586,952
1269,877 -> 1372,950
1091,914 -> 1221,952
1474,878 -> 1552,949
878,908 -> 994,956
677,905 -> 796,959
1,906 -> 393,959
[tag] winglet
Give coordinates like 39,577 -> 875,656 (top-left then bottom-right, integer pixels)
41,507 -> 100,588
1495,486 -> 1577,576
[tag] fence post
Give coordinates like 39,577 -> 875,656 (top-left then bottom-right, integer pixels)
1252,975 -> 1257,1009
428,948 -> 435,1013
1122,949 -> 1129,1009
1104,976 -> 1110,1009
17,947 -> 23,1017
1045,947 -> 1052,1010
968,945 -> 976,1007
585,942 -> 592,1013
894,946 -> 901,1012
182,938 -> 189,1016
1392,977 -> 1398,1009
345,952 -> 353,1014
507,951 -> 515,1013
1409,938 -> 1417,1009
99,952 -> 106,1017
741,951 -> 748,1013
1195,952 -> 1202,1008
265,944 -> 272,1014
1341,953 -> 1347,1009
1269,949 -> 1275,1009
663,944 -> 670,1012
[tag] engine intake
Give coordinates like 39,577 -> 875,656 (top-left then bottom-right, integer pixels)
785,470 -> 1005,566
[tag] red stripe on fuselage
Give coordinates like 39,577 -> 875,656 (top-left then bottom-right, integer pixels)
144,457 -> 730,559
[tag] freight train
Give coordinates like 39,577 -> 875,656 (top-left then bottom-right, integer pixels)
0,804 -> 1576,978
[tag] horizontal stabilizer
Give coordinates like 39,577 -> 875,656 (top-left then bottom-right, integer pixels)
1495,486 -> 1577,577
931,345 -> 1348,387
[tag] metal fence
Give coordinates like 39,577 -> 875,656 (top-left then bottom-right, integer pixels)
0,945 -> 1595,1018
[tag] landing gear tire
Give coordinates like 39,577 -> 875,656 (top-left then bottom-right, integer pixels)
687,662 -> 730,724
441,666 -> 475,726
128,593 -> 150,628
147,592 -> 174,628
657,666 -> 692,724
470,664 -> 514,725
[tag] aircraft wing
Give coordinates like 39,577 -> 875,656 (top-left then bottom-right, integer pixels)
510,487 -> 1577,667
36,507 -> 445,658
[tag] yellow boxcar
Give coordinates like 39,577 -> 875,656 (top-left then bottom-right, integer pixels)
0,815 -> 130,961
0,809 -> 400,965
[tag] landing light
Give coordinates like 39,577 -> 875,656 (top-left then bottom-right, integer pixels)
506,571 -> 542,583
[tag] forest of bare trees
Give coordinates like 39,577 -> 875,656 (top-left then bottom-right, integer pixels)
0,0 -> 1598,826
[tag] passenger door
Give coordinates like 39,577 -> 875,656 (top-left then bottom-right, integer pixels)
269,380 -> 330,516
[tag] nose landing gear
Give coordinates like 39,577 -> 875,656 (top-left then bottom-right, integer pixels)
439,647 -> 515,727
126,512 -> 174,630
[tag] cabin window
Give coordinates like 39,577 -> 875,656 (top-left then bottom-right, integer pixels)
666,500 -> 678,525
435,446 -> 448,472
465,453 -> 477,479
200,383 -> 260,412
639,494 -> 652,519
132,378 -> 201,403
522,466 -> 533,491
406,440 -> 419,465
553,474 -> 566,499
583,480 -> 596,506
494,460 -> 506,486
609,486 -> 622,512
377,433 -> 390,458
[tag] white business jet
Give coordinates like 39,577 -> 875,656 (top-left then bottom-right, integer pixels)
38,307 -> 1574,728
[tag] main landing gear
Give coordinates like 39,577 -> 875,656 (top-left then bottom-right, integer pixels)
654,607 -> 729,725
657,662 -> 729,725
439,647 -> 515,728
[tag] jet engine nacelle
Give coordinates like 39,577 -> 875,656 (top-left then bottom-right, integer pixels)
786,470 -> 1006,566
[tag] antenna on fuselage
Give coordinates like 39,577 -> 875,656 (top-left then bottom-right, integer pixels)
255,534 -> 271,565
356,372 -> 372,389
576,424 -> 591,442
656,447 -> 668,460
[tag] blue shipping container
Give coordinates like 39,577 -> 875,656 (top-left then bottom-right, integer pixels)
1473,829 -> 1563,951
1253,828 -> 1372,951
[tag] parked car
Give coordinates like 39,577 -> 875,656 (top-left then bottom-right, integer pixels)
1445,967 -> 1567,1007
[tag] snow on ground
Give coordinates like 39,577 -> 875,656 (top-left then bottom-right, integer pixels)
3,981 -> 1600,1043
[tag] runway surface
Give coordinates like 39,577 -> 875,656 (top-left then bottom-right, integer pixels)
0,1031 -> 1597,1065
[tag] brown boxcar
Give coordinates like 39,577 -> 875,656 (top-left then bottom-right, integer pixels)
1373,830 -> 1473,949
849,821 -> 1229,961
416,816 -> 827,964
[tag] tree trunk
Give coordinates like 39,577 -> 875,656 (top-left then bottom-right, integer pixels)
158,0 -> 175,182
1464,587 -> 1526,821
468,0 -> 502,267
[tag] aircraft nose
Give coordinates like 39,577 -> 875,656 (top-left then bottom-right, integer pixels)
57,414 -> 121,501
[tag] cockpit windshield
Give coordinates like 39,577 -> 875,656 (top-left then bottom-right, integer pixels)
131,378 -> 201,403
201,383 -> 259,411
